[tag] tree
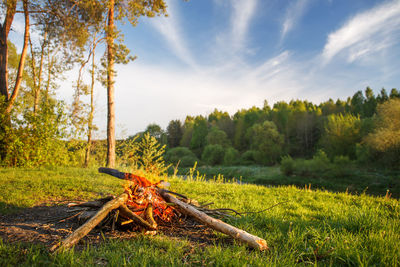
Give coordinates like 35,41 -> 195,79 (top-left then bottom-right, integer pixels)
208,109 -> 234,140
166,119 -> 183,148
365,99 -> 400,152
319,113 -> 361,159
363,99 -> 400,168
389,88 -> 400,99
190,116 -> 208,157
0,0 -> 29,114
206,127 -> 231,147
0,0 -> 98,161
202,144 -> 225,165
246,121 -> 284,165
145,123 -> 164,141
364,87 -> 377,117
95,0 -> 167,168
180,116 -> 194,147
377,88 -> 389,104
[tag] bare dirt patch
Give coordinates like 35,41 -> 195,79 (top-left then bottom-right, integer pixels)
0,203 -> 225,250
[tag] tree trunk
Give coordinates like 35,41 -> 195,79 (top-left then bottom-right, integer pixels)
6,0 -> 30,114
29,37 -> 38,112
84,45 -> 96,168
0,1 -> 16,101
33,31 -> 47,114
106,0 -> 116,168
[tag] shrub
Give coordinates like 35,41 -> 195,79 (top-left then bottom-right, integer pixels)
308,150 -> 331,173
202,144 -> 225,165
238,150 -> 257,165
330,155 -> 354,177
0,99 -> 73,167
164,147 -> 198,167
280,155 -> 295,175
223,147 -> 240,166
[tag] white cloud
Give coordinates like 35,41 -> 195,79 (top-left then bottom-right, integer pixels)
230,0 -> 258,50
322,0 -> 400,64
281,0 -> 311,41
149,0 -> 197,68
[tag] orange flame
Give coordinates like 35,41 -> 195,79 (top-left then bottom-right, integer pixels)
123,173 -> 175,222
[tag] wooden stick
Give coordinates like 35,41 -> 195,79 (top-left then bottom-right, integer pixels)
67,196 -> 115,208
118,204 -> 156,230
145,204 -> 157,229
159,189 -> 269,251
51,193 -> 128,252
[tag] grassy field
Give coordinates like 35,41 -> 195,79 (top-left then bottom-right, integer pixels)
176,165 -> 400,198
0,167 -> 399,266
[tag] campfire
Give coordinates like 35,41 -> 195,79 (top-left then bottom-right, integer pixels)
50,168 -> 268,252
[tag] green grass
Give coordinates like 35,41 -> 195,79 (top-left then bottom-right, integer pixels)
176,165 -> 400,198
0,167 -> 124,214
0,167 -> 399,266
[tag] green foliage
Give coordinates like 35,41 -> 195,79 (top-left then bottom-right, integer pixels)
319,113 -> 362,159
116,135 -> 140,167
135,133 -> 170,176
246,121 -> 284,165
0,99 -> 77,167
190,116 -> 208,156
206,126 -> 231,147
280,150 -> 359,179
280,155 -> 295,176
238,150 -> 257,165
179,116 -> 194,147
201,144 -> 225,165
145,123 -> 164,142
164,147 -> 198,167
365,99 -> 400,168
166,120 -> 183,148
223,147 -> 239,166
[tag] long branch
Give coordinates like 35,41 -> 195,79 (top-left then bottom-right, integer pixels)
159,189 -> 269,251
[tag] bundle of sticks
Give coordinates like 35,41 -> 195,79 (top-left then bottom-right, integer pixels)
50,168 -> 268,252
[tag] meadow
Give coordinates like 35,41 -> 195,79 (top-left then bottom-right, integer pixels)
0,167 -> 399,266
176,165 -> 400,198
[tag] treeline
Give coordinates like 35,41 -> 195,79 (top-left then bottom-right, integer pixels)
143,87 -> 399,170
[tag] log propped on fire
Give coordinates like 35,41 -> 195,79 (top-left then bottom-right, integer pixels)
50,168 -> 269,252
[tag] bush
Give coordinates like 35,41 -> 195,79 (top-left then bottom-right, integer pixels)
0,100 -> 74,167
280,155 -> 295,175
308,150 -> 331,173
223,147 -> 239,166
238,150 -> 257,165
202,144 -> 225,165
164,147 -> 198,167
329,155 -> 354,177
280,150 -> 358,178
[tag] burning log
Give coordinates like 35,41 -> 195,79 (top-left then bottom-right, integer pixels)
118,204 -> 156,229
159,189 -> 269,251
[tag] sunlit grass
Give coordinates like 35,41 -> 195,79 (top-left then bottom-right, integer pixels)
176,165 -> 400,198
0,167 -> 399,266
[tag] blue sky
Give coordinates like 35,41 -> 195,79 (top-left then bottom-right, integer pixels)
10,0 -> 400,138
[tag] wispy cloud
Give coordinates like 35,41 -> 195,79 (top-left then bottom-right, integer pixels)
149,0 -> 197,68
230,0 -> 258,50
281,0 -> 311,41
322,0 -> 400,64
